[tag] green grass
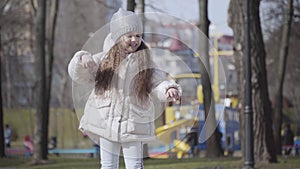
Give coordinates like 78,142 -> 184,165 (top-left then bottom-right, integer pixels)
4,109 -> 300,169
1,156 -> 300,169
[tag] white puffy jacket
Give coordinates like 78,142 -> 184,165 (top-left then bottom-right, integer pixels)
68,50 -> 181,144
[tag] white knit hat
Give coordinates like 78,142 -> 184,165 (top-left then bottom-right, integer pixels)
110,8 -> 143,42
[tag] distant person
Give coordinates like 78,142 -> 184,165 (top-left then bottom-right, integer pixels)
216,126 -> 224,156
282,123 -> 294,155
49,136 -> 57,150
185,127 -> 199,157
23,135 -> 33,156
4,124 -> 12,147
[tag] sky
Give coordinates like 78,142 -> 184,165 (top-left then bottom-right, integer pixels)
123,0 -> 232,35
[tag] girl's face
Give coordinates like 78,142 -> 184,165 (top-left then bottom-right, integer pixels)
119,32 -> 142,54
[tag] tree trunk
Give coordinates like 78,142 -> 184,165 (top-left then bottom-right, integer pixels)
198,0 -> 222,158
0,25 -> 5,158
273,0 -> 293,155
33,0 -> 48,163
136,0 -> 144,13
228,0 -> 245,159
136,0 -> 145,33
228,0 -> 277,163
43,0 -> 59,154
135,0 -> 148,158
127,0 -> 135,12
4,46 -> 11,108
46,0 -> 59,104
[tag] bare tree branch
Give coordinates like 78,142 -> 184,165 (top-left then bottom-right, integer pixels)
30,0 -> 37,14
95,0 -> 116,10
0,0 -> 10,14
144,3 -> 165,13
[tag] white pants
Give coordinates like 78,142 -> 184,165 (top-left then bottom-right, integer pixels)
100,138 -> 144,169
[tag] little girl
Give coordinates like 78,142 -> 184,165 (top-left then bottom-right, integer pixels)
68,8 -> 181,169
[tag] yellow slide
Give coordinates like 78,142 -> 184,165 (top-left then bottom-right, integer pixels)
156,118 -> 196,144
155,119 -> 196,158
172,139 -> 191,158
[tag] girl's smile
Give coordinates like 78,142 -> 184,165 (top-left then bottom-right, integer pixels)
120,32 -> 142,53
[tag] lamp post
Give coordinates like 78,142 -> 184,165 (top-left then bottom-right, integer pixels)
243,0 -> 254,168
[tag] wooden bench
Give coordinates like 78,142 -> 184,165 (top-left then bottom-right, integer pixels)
5,147 -> 32,157
48,148 -> 99,158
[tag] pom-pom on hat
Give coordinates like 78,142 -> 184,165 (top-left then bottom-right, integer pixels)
110,8 -> 142,42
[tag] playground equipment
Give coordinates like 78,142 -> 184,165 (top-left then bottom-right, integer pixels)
151,72 -> 241,159
153,118 -> 196,159
145,28 -> 239,158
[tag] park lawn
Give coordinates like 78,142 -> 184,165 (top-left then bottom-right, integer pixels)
1,156 -> 300,169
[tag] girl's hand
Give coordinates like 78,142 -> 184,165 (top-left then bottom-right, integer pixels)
166,87 -> 180,102
80,54 -> 97,72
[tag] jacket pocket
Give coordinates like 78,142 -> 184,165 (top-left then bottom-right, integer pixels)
128,97 -> 154,120
88,91 -> 112,109
84,97 -> 110,130
126,120 -> 150,135
95,98 -> 111,108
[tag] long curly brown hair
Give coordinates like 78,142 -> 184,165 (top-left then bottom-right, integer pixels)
95,41 -> 153,102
